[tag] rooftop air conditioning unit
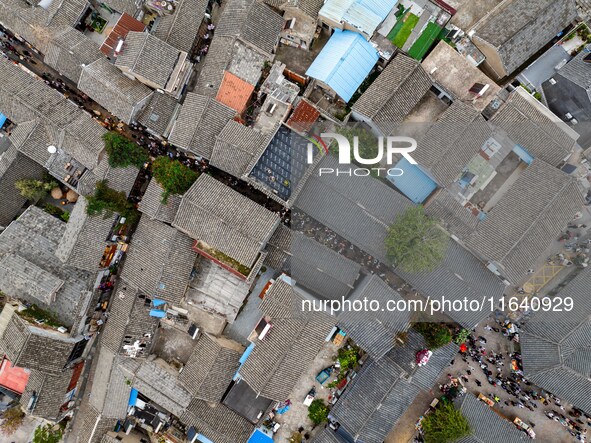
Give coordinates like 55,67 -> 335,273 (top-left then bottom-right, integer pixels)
549,78 -> 557,85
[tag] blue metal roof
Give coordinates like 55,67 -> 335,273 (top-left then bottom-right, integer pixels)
306,29 -> 378,102
248,429 -> 274,443
388,158 -> 438,204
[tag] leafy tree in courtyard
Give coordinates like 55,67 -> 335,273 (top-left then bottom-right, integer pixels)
15,177 -> 58,202
413,322 -> 452,349
0,406 -> 25,435
86,180 -> 139,225
33,424 -> 63,443
103,132 -> 148,168
152,157 -> 199,203
338,346 -> 359,371
308,399 -> 329,425
385,205 -> 449,273
421,402 -> 471,443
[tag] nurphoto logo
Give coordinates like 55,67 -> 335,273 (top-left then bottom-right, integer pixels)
307,132 -> 418,177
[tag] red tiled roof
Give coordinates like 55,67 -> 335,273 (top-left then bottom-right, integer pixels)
100,13 -> 145,57
0,357 -> 30,394
216,71 -> 255,114
286,99 -> 320,134
67,361 -> 84,392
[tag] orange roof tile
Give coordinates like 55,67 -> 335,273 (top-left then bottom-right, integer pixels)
0,357 -> 30,394
216,71 -> 255,114
100,13 -> 145,57
287,99 -> 320,134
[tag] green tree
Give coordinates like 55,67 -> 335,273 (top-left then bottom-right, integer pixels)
308,399 -> 329,425
15,177 -> 58,202
414,323 -> 452,349
385,205 -> 449,273
86,180 -> 139,225
0,406 -> 25,435
453,328 -> 470,345
103,132 -> 148,168
338,346 -> 359,371
33,424 -> 63,443
421,402 -> 471,443
152,157 -> 198,203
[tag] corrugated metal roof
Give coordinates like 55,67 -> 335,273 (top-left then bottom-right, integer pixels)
388,157 -> 437,203
306,30 -> 378,102
320,0 -> 397,37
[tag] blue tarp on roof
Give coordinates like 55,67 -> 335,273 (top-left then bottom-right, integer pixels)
306,29 -> 378,102
248,429 -> 274,443
149,309 -> 166,318
128,388 -> 138,407
388,158 -> 438,204
512,145 -> 534,165
197,434 -> 215,443
239,342 -> 255,366
0,113 -> 6,128
152,299 -> 166,307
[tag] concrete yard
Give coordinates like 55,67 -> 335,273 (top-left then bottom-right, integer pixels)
274,341 -> 341,442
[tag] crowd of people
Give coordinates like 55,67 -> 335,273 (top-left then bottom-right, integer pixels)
446,320 -> 590,441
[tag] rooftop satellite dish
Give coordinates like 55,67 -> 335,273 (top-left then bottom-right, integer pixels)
47,145 -> 57,154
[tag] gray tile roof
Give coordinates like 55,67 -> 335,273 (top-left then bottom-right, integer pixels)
216,0 -> 284,55
465,159 -> 583,283
78,58 -> 154,124
133,359 -> 192,417
491,89 -> 578,167
179,333 -> 242,402
268,230 -> 362,299
458,394 -> 527,442
115,32 -> 181,88
76,156 -> 139,197
414,101 -> 492,187
263,223 -> 292,270
99,283 -> 138,354
352,54 -> 431,135
193,36 -> 236,97
311,428 -> 348,443
471,0 -> 576,75
426,189 -> 479,239
331,332 -> 456,443
54,196 -> 116,271
0,143 -> 45,227
238,278 -> 335,400
0,206 -> 93,327
44,27 -> 103,84
173,174 -> 280,267
0,307 -> 82,376
120,215 -> 197,304
136,91 -> 179,137
557,49 -> 591,91
46,0 -> 89,28
138,178 -> 181,223
181,398 -> 254,443
168,93 -> 236,158
295,156 -> 507,328
210,121 -> 275,177
152,0 -> 208,52
520,267 -> 591,414
22,368 -> 74,420
0,58 -> 107,170
337,275 -> 410,360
